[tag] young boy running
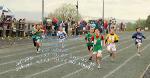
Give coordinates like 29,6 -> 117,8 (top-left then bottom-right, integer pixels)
91,29 -> 104,69
57,27 -> 67,52
85,28 -> 94,61
32,24 -> 37,48
34,25 -> 44,53
105,28 -> 119,61
132,27 -> 146,56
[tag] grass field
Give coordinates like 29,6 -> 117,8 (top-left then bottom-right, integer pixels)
0,32 -> 150,78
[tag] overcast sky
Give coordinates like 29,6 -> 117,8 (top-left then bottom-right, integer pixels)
0,0 -> 150,21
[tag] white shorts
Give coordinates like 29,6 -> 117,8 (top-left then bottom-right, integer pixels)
93,50 -> 102,54
59,39 -> 65,43
136,39 -> 142,47
137,42 -> 142,47
42,35 -> 45,39
36,39 -> 42,43
107,43 -> 116,52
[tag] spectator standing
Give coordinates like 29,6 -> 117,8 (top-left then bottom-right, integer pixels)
64,21 -> 68,34
0,12 -> 5,22
12,18 -> 17,37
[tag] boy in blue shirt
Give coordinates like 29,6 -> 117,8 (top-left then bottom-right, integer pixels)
132,27 -> 146,56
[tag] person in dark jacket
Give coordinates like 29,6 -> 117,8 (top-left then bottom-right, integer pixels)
132,27 -> 146,56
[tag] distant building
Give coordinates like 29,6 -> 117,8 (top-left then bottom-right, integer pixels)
0,6 -> 14,17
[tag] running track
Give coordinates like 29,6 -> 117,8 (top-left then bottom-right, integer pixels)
0,32 -> 150,78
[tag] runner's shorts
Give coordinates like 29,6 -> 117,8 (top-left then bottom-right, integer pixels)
107,43 -> 116,52
59,38 -> 65,43
93,50 -> 102,54
135,39 -> 142,46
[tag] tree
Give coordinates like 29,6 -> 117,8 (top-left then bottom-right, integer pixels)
48,4 -> 81,22
135,19 -> 146,28
126,19 -> 146,31
126,22 -> 136,31
146,15 -> 150,29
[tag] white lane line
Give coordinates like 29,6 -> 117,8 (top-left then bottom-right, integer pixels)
0,44 -> 72,59
0,37 -> 81,50
0,37 -> 131,66
103,43 -> 150,78
0,40 -> 51,52
0,34 -> 129,52
0,46 -> 33,54
0,43 -> 84,66
0,36 -> 124,53
0,68 -> 15,75
0,45 -> 86,75
24,55 -> 89,78
140,64 -> 150,78
0,41 -> 77,59
62,68 -> 86,78
25,40 -> 132,78
0,50 -> 33,59
0,60 -> 16,66
61,44 -> 133,78
0,36 -> 136,76
0,43 -> 52,57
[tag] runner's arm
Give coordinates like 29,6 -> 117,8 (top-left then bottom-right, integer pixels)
63,31 -> 68,38
101,35 -> 106,46
105,35 -> 108,44
85,34 -> 89,43
132,33 -> 136,39
90,36 -> 94,42
142,33 -> 146,39
114,35 -> 119,43
57,32 -> 60,38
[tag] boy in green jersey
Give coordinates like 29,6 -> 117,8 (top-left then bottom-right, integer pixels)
85,28 -> 94,60
91,29 -> 104,69
32,24 -> 44,53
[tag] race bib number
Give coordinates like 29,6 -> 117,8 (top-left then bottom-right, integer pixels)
136,39 -> 141,43
137,35 -> 142,39
60,36 -> 65,39
36,36 -> 41,39
109,36 -> 115,42
42,35 -> 45,39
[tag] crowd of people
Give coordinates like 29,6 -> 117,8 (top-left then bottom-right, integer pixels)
43,17 -> 127,38
75,18 -> 127,35
0,11 -> 127,38
0,12 -> 29,38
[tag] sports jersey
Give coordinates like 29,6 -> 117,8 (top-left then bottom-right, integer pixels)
34,30 -> 43,41
85,32 -> 93,46
132,32 -> 146,44
57,31 -> 67,39
105,34 -> 119,44
91,34 -> 104,52
31,27 -> 37,39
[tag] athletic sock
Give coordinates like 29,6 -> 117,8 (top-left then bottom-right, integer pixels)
97,64 -> 101,69
110,53 -> 113,57
89,56 -> 92,60
37,48 -> 38,51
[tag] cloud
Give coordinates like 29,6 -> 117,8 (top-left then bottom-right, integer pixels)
0,0 -> 150,20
